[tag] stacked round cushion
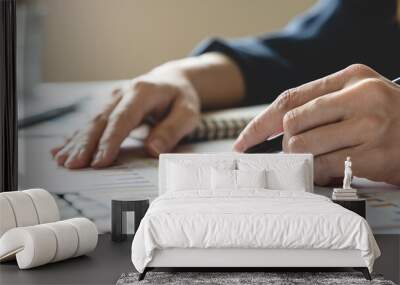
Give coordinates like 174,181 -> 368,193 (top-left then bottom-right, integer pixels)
0,189 -> 98,269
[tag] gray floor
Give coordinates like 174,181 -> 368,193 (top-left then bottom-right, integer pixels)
0,234 -> 399,285
0,234 -> 134,285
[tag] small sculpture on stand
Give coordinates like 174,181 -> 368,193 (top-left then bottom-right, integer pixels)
343,156 -> 353,190
332,157 -> 358,200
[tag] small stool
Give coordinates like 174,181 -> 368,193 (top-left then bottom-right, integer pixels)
111,199 -> 149,242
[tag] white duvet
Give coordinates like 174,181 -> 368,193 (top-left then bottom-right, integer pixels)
131,190 -> 380,273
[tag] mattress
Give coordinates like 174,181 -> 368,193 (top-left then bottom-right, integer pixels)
131,190 -> 380,273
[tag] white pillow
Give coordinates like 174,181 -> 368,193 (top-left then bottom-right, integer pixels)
238,159 -> 309,191
167,162 -> 210,191
166,160 -> 235,192
211,169 -> 267,190
211,168 -> 236,190
236,169 -> 267,189
268,162 -> 308,191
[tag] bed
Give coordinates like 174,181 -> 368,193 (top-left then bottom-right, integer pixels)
131,153 -> 380,280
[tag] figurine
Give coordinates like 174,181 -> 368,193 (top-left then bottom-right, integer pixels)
332,156 -> 358,200
343,156 -> 353,189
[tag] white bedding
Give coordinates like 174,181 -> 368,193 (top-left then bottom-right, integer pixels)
131,190 -> 380,273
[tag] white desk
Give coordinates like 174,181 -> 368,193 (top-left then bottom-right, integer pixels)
18,81 -> 400,234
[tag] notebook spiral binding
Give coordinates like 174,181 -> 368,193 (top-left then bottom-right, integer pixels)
183,117 -> 252,143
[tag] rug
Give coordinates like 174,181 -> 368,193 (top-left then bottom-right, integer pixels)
116,272 -> 395,285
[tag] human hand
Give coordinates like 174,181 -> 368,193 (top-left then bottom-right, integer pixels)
234,64 -> 400,186
51,63 -> 200,169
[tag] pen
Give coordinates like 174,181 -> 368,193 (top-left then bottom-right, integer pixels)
18,100 -> 83,129
244,133 -> 283,153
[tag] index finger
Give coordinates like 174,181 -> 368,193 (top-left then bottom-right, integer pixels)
91,90 -> 151,168
233,66 -> 360,152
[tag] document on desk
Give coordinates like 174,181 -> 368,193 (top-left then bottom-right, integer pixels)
20,137 -> 157,195
19,135 -> 235,232
19,136 -> 234,193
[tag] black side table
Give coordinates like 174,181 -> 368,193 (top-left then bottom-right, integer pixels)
332,199 -> 366,218
112,199 -> 150,242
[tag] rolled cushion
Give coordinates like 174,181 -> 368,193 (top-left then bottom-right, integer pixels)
0,218 -> 98,269
23,189 -> 59,224
64,218 -> 98,257
42,221 -> 79,262
0,196 -> 17,237
0,226 -> 57,268
0,192 -> 39,227
0,189 -> 60,238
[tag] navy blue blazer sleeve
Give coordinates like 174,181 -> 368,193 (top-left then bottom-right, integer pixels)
192,0 -> 400,106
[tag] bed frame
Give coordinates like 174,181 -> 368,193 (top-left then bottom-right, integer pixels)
138,248 -> 371,280
138,154 -> 372,281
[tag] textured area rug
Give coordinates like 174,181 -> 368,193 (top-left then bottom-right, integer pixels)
117,272 -> 395,285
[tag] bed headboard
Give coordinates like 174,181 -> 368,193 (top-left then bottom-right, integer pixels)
159,153 -> 313,195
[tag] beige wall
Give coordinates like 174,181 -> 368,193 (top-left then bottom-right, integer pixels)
40,0 -> 315,82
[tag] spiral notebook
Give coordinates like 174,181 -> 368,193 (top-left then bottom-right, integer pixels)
127,104 -> 267,143
184,104 -> 267,142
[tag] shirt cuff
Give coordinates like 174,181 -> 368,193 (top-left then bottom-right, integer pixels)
191,37 -> 296,106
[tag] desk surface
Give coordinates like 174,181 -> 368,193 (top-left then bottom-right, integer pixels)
1,234 -> 399,285
18,81 -> 400,234
11,82 -> 400,284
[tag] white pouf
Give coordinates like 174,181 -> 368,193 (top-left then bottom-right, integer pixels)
0,217 -> 98,269
23,188 -> 60,223
0,196 -> 17,237
0,192 -> 39,227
